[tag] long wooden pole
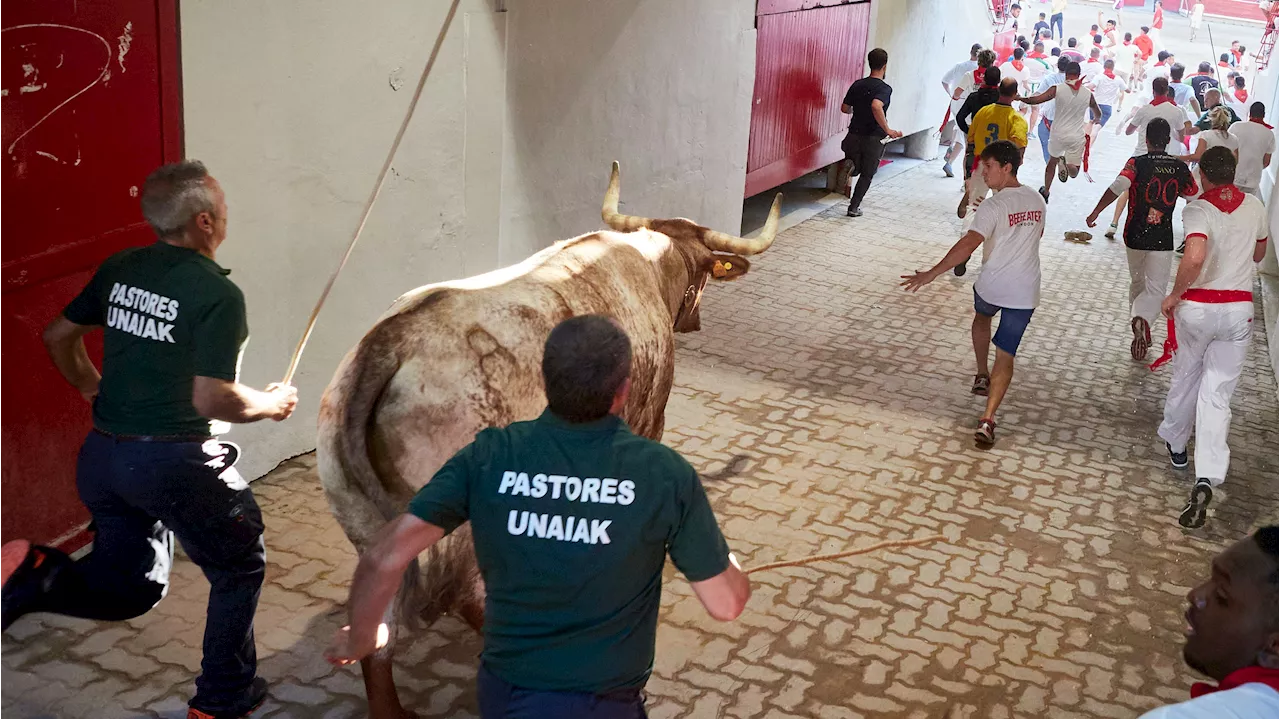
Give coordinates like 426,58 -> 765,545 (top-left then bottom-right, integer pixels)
282,0 -> 461,385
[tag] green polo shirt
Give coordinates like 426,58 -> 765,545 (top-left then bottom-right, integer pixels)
408,410 -> 731,693
63,242 -> 248,437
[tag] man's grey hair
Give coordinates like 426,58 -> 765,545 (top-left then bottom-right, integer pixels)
140,160 -> 217,237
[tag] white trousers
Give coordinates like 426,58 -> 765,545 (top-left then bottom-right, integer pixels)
1125,248 -> 1173,323
1157,301 -> 1254,484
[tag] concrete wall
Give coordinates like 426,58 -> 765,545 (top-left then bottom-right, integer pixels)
866,0 -> 993,139
179,0 -> 756,480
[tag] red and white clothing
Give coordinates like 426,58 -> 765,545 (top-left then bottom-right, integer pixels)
1081,58 -> 1104,83
1157,186 -> 1269,485
1000,60 -> 1031,96
941,59 -> 979,143
1091,72 -> 1127,108
1048,82 -> 1094,165
1113,43 -> 1141,80
1229,119 -> 1277,194
1138,666 -> 1278,718
1129,98 -> 1188,156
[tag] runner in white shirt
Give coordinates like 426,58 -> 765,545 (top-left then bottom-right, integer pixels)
1112,34 -> 1141,87
1228,103 -> 1276,198
901,140 -> 1046,446
1152,147 -> 1270,528
1019,61 -> 1101,201
1081,47 -> 1105,83
1126,77 -> 1192,156
941,44 -> 983,179
1088,58 -> 1128,145
1137,527 -> 1279,719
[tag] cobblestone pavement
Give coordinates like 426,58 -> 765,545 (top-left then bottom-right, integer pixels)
4,91 -> 1278,719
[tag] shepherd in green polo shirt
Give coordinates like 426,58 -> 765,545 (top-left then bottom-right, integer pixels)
325,315 -> 751,717
2,160 -> 297,719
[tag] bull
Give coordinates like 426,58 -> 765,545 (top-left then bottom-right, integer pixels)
316,162 -> 780,717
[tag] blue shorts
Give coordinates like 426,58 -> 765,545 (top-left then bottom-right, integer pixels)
1094,104 -> 1113,127
974,289 -> 1035,356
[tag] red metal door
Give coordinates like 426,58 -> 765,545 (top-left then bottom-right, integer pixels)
745,0 -> 872,198
2,0 -> 182,548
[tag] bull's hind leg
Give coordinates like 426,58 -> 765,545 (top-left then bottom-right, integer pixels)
361,652 -> 414,719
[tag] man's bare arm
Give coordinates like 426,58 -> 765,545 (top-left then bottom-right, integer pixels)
43,316 -> 101,402
326,514 -> 447,665
192,377 -> 297,423
690,554 -> 751,621
1020,86 -> 1057,105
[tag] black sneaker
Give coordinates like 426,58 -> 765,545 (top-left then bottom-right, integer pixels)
188,677 -> 269,719
1038,186 -> 1050,202
2,540 -> 70,631
846,207 -> 863,217
1179,479 -> 1213,529
954,260 -> 968,276
1166,442 -> 1188,469
1176,242 -> 1186,255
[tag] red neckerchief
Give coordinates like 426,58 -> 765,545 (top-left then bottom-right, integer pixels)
1192,70 -> 1211,77
1065,77 -> 1083,91
1123,39 -> 1132,45
1201,185 -> 1247,213
971,68 -> 986,85
1190,666 -> 1279,699
1028,51 -> 1047,59
1234,88 -> 1249,102
1088,57 -> 1101,64
1250,117 -> 1275,129
1218,61 -> 1230,68
1103,69 -> 1116,79
1231,48 -> 1244,61
1151,95 -> 1175,106
1011,59 -> 1025,71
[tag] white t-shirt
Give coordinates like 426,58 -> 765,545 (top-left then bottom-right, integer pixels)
1026,56 -> 1053,84
1081,59 -> 1104,83
1000,61 -> 1031,93
944,60 -> 979,118
1112,44 -> 1139,73
953,67 -> 989,116
1229,120 -> 1277,189
1051,82 -> 1094,137
1181,189 -> 1269,292
1138,684 -> 1278,719
1149,61 -> 1172,82
970,184 -> 1047,309
1130,101 -> 1189,155
1198,129 -> 1239,155
1039,72 -> 1064,120
1091,73 -> 1127,106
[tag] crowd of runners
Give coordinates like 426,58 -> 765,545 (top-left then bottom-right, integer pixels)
845,3 -> 1276,530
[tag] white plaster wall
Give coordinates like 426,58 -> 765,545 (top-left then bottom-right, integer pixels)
866,0 -> 994,138
496,0 -> 757,264
180,0 -> 756,480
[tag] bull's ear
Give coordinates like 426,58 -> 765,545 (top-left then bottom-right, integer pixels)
707,253 -> 750,281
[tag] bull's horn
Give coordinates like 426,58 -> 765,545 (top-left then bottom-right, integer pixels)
701,192 -> 781,256
602,161 -> 652,232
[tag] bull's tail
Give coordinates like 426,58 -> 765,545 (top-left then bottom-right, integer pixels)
316,319 -> 482,629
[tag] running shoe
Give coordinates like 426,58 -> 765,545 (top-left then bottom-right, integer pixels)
1104,223 -> 1118,240
971,375 -> 990,396
943,162 -> 954,178
954,260 -> 968,276
1,540 -> 68,631
1167,442 -> 1189,469
1038,186 -> 1050,202
1057,158 -> 1069,182
1064,231 -> 1092,244
846,207 -> 863,218
1176,242 -> 1185,255
1179,479 -> 1213,529
957,192 -> 969,219
1131,317 -> 1151,360
188,678 -> 269,719
974,418 -> 997,445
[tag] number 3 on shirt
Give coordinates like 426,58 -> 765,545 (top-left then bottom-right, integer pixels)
985,123 -> 1000,147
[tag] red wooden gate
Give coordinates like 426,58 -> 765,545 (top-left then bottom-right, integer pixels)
2,0 -> 182,548
745,0 -> 873,198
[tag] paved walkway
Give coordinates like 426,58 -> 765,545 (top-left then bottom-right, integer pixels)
4,78 -> 1279,719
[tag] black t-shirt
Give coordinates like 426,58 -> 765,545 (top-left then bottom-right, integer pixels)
1119,152 -> 1200,251
844,77 -> 892,137
956,86 -> 1001,135
1033,20 -> 1050,36
1188,74 -> 1219,107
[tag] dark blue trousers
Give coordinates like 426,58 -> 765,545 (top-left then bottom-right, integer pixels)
477,665 -> 647,719
37,431 -> 265,712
